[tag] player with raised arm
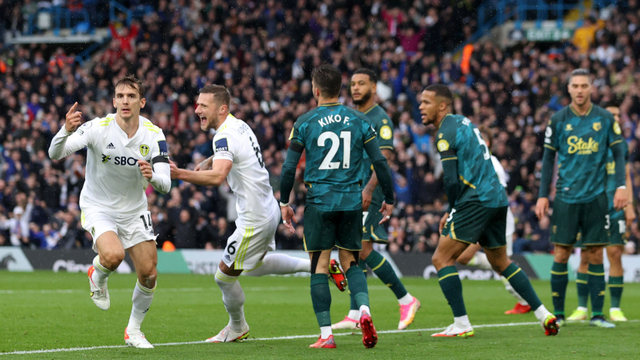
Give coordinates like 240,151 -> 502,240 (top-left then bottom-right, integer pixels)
421,84 -> 558,338
48,76 -> 171,348
332,68 -> 420,331
169,85 -> 317,343
280,64 -> 395,349
566,101 -> 634,323
455,126 -> 531,315
536,69 -> 627,329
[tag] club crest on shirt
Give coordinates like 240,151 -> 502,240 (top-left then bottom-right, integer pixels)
593,122 -> 601,132
140,144 -> 150,157
565,124 -> 573,131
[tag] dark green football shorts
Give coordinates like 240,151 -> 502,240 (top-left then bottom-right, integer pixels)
362,207 -> 388,243
551,192 -> 609,247
303,205 -> 362,252
575,209 -> 626,248
441,201 -> 508,249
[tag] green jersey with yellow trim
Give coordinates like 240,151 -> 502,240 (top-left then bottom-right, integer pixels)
436,114 -> 508,208
606,141 -> 629,213
359,104 -> 394,207
290,103 -> 378,211
544,104 -> 624,203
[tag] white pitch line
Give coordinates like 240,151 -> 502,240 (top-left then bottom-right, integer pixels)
0,321 -> 552,356
0,286 -> 390,295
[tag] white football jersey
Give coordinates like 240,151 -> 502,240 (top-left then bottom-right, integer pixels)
49,114 -> 170,216
212,114 -> 278,227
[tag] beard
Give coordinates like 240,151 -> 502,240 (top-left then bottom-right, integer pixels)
353,90 -> 372,106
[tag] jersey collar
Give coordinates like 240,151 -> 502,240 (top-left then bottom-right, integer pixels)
438,113 -> 454,128
363,104 -> 378,114
319,102 -> 341,107
569,103 -> 593,117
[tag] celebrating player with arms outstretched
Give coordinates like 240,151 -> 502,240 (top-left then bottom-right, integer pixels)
421,84 -> 558,338
332,68 -> 420,331
170,85 -> 313,343
280,64 -> 395,349
48,76 -> 171,348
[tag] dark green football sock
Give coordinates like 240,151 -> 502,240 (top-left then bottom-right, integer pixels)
588,264 -> 606,316
345,266 -> 369,308
349,289 -> 358,311
349,259 -> 368,311
437,265 -> 466,317
609,276 -> 624,309
365,250 -> 408,300
550,262 -> 568,316
310,274 -> 332,327
503,262 -> 542,310
359,259 -> 368,275
576,272 -> 589,308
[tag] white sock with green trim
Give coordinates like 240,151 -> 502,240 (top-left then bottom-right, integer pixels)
127,280 -> 155,334
92,256 -> 112,288
215,269 -> 247,332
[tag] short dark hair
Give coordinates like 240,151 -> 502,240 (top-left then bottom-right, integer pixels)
600,99 -> 620,109
569,68 -> 591,83
311,64 -> 342,98
199,85 -> 230,107
353,68 -> 378,83
114,75 -> 145,99
425,84 -> 453,107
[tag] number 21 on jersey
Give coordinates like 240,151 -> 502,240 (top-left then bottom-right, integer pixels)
318,131 -> 351,170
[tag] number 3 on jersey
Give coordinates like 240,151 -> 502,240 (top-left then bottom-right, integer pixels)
318,131 -> 351,170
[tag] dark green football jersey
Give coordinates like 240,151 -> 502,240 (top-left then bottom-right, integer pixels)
359,104 -> 394,207
544,104 -> 624,203
606,140 -> 629,213
436,114 -> 508,208
290,102 -> 377,211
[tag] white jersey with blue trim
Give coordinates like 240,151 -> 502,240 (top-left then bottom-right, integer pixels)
49,114 -> 169,216
212,114 -> 278,228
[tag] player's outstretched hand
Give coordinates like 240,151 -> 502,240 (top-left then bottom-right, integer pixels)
65,102 -> 83,132
535,197 -> 549,220
138,159 -> 153,180
613,188 -> 628,212
439,213 -> 448,234
280,205 -> 296,233
378,202 -> 394,224
169,160 -> 181,180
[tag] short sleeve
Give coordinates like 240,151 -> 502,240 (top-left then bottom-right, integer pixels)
212,132 -> 236,161
363,120 -> 377,144
607,113 -> 624,148
289,120 -> 305,147
544,115 -> 559,151
436,117 -> 457,154
376,119 -> 394,150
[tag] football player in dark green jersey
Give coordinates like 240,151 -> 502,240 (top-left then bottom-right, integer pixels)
566,102 -> 634,323
421,84 -> 558,338
279,64 -> 395,349
536,69 -> 628,328
331,69 -> 420,332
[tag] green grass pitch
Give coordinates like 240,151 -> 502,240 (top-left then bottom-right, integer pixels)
1,271 -> 639,359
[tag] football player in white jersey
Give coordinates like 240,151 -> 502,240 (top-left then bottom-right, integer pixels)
455,126 -> 531,314
48,76 -> 171,348
169,85 -> 314,343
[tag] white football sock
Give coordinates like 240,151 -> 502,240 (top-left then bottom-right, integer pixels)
359,305 -> 371,318
320,326 -> 332,339
501,276 -> 528,305
610,307 -> 620,312
348,309 -> 360,320
215,269 -> 247,333
454,315 -> 471,328
468,252 -> 492,270
127,280 -> 155,334
533,305 -> 552,322
577,306 -> 588,312
92,255 -> 113,288
243,254 -> 310,276
398,293 -> 414,305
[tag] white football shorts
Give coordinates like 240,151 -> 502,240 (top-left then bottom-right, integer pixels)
81,210 -> 158,252
222,213 -> 279,271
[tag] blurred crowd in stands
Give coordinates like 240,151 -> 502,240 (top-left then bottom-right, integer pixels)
0,0 -> 639,256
